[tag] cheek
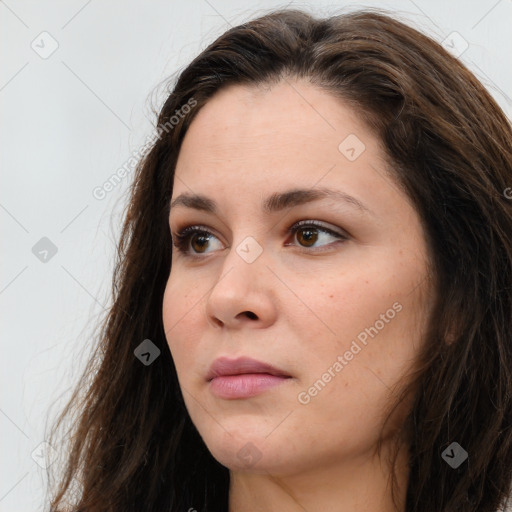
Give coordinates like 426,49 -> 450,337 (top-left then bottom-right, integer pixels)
162,275 -> 203,382
296,257 -> 426,423
293,264 -> 396,360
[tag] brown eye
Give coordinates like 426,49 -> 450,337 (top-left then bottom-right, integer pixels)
295,226 -> 319,247
288,220 -> 348,251
189,233 -> 211,253
172,227 -> 221,256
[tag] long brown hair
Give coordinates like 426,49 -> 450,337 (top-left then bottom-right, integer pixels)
47,7 -> 512,512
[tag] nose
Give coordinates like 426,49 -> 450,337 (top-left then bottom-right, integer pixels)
204,237 -> 278,329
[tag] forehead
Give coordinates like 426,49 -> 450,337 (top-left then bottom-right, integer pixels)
173,80 -> 384,193
180,79 -> 369,148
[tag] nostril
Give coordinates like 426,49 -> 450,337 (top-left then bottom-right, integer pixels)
244,311 -> 257,320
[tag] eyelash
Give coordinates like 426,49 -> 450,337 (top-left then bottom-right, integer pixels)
171,220 -> 348,259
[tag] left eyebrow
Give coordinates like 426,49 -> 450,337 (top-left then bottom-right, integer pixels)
169,187 -> 375,217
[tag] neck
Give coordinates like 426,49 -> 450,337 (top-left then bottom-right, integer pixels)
228,441 -> 409,512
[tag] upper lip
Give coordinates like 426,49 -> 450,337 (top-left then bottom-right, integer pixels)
206,356 -> 292,381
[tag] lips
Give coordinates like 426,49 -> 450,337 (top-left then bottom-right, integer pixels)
206,356 -> 292,381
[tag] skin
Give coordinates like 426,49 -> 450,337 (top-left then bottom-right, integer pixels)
162,78 -> 435,512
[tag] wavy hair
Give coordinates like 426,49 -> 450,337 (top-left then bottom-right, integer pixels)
46,7 -> 512,512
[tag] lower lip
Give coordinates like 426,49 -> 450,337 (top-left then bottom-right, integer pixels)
209,373 -> 291,399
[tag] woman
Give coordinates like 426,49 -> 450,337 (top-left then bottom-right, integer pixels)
47,7 -> 512,512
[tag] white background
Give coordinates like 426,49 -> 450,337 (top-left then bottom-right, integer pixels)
1,1 -> 511,510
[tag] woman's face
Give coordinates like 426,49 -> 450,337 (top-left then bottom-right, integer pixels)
163,79 -> 434,476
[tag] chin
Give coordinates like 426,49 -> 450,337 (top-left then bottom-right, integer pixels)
198,424 -> 305,475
